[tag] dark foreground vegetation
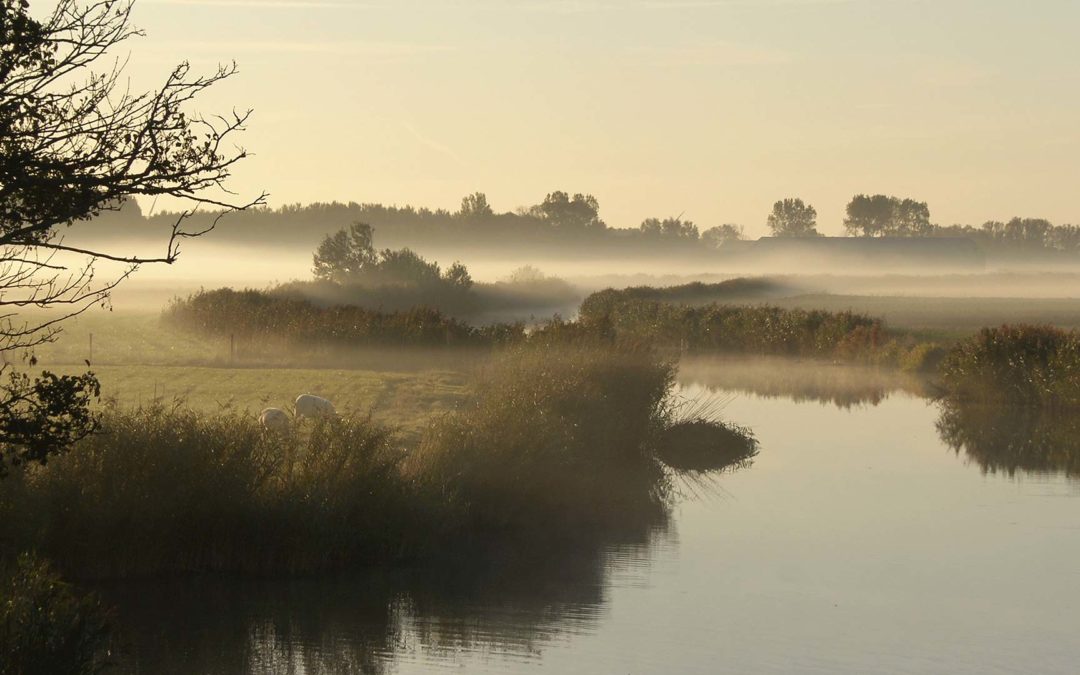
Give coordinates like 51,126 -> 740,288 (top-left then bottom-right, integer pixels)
0,555 -> 112,675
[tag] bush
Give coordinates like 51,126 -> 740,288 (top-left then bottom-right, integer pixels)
939,324 -> 1080,407
407,346 -> 677,534
0,554 -> 111,675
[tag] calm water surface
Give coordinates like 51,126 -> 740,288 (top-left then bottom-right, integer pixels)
108,358 -> 1080,674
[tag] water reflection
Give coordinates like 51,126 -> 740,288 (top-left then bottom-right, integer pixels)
101,523 -> 675,674
678,355 -> 927,409
936,403 -> 1080,479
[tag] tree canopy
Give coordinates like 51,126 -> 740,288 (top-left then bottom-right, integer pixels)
639,216 -> 699,241
766,199 -> 819,237
530,191 -> 605,231
844,194 -> 931,237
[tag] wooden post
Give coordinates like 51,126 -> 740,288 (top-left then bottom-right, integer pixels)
230,333 -> 235,362
89,333 -> 93,363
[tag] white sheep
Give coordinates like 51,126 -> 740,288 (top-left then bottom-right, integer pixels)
294,394 -> 336,419
259,407 -> 291,432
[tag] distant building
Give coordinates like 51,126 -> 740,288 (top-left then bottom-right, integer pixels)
729,236 -> 985,272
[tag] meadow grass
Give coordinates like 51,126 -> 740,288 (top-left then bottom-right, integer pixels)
44,364 -> 469,440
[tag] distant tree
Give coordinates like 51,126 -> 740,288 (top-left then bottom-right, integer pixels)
0,0 -> 261,473
844,195 -> 931,237
531,191 -> 605,231
984,217 -> 1053,246
639,216 -> 699,240
312,223 -> 377,282
506,265 -> 547,284
372,248 -> 443,286
1049,224 -> 1080,253
767,199 -> 819,237
458,192 -> 493,219
701,224 -> 744,248
442,262 -> 473,290
311,224 -> 473,290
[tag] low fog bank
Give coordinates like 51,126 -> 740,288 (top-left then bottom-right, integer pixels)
83,238 -> 1080,320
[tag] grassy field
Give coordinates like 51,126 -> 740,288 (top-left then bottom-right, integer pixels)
47,364 -> 469,440
16,311 -> 477,439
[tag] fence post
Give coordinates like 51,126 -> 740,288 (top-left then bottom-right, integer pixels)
230,333 -> 235,362
89,333 -> 93,363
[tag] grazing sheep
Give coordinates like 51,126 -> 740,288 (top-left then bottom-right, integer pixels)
295,394 -> 336,419
259,407 -> 291,432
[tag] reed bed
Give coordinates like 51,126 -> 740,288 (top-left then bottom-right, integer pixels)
938,324 -> 1080,407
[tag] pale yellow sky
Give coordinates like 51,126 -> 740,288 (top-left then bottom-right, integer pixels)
46,0 -> 1080,235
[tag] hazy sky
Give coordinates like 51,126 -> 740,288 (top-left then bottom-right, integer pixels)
46,0 -> 1080,236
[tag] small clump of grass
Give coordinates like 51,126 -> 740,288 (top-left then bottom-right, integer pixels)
654,394 -> 758,473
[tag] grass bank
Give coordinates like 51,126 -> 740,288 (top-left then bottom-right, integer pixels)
0,345 -> 755,579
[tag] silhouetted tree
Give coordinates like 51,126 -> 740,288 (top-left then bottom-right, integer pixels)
531,191 -> 605,231
639,217 -> 699,240
0,0 -> 260,472
312,224 -> 473,291
702,224 -> 743,248
844,195 -> 931,237
442,262 -> 473,290
312,222 -> 377,282
458,192 -> 493,219
767,199 -> 819,237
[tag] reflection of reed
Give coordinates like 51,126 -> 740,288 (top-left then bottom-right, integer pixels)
936,403 -> 1080,478
99,523 -> 673,674
678,355 -> 929,409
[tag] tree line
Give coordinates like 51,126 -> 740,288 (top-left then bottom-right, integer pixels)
764,195 -> 1080,252
92,190 -> 1078,255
